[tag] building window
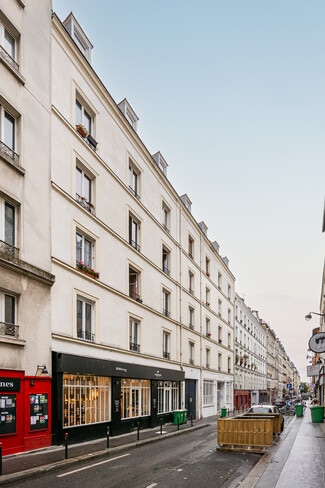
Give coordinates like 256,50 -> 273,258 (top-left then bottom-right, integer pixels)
129,213 -> 140,251
203,380 -> 214,406
121,378 -> 150,418
0,105 -> 19,165
206,318 -> 211,337
77,297 -> 94,342
228,357 -> 231,374
228,332 -> 231,348
205,257 -> 210,276
129,266 -> 141,302
218,272 -> 222,290
0,197 -> 18,257
228,308 -> 231,324
129,317 -> 140,352
76,98 -> 97,150
162,246 -> 170,275
188,235 -> 194,259
0,291 -> 18,338
63,374 -> 110,427
157,381 -> 179,414
205,287 -> 210,307
206,348 -> 210,369
228,284 -> 231,300
218,299 -> 222,317
189,341 -> 195,365
162,202 -> 170,232
218,326 -> 222,344
218,353 -> 222,371
162,289 -> 170,317
189,306 -> 194,329
76,166 -> 95,214
129,162 -> 140,200
0,17 -> 19,72
76,232 -> 93,268
163,331 -> 170,359
189,271 -> 194,295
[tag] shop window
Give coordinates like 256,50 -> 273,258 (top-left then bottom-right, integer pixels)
76,296 -> 94,342
120,378 -> 150,419
157,381 -> 179,414
203,380 -> 214,406
63,374 -> 110,427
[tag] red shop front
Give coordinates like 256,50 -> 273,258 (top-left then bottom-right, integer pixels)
0,369 -> 52,455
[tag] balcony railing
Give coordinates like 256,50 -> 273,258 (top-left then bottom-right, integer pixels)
77,329 -> 95,342
0,140 -> 20,166
128,186 -> 141,200
130,240 -> 141,252
130,342 -> 140,352
0,321 -> 19,339
0,240 -> 19,258
163,351 -> 170,359
76,194 -> 95,215
189,358 -> 194,365
163,308 -> 170,317
162,266 -> 170,276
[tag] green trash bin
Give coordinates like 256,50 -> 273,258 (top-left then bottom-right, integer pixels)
221,407 -> 227,418
173,409 -> 187,425
295,404 -> 303,417
310,405 -> 324,423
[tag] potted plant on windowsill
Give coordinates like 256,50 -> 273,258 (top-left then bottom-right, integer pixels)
76,260 -> 99,279
76,124 -> 88,138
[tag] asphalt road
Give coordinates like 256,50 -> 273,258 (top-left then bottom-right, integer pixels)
11,422 -> 261,488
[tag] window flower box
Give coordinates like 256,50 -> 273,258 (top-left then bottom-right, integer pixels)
76,124 -> 88,138
76,260 -> 99,279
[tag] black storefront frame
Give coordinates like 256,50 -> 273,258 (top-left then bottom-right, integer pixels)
52,351 -> 184,444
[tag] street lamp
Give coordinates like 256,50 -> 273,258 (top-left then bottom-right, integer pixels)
305,312 -> 325,321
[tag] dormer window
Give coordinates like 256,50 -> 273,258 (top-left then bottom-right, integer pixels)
63,13 -> 93,63
118,99 -> 139,131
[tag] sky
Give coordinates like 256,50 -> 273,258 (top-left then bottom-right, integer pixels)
52,0 -> 325,382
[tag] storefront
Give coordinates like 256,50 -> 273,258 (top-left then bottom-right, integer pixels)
52,352 -> 185,444
0,369 -> 52,455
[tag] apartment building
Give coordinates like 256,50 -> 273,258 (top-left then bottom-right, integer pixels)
0,0 -> 54,454
49,10 -> 235,445
234,295 -> 267,409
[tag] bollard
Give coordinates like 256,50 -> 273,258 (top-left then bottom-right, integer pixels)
0,442 -> 2,476
177,416 -> 180,431
106,426 -> 110,449
64,432 -> 69,459
137,421 -> 140,441
190,414 -> 193,427
160,417 -> 163,435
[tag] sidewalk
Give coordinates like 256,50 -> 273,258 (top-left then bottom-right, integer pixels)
0,416 -> 214,485
240,405 -> 325,488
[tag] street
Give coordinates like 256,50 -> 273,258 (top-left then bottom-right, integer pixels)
11,422 -> 261,488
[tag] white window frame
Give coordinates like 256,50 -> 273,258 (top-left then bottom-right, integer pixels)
203,380 -> 214,406
129,213 -> 140,251
157,381 -> 179,414
128,161 -> 140,200
129,317 -> 140,352
0,196 -> 17,250
76,295 -> 95,342
163,330 -> 170,359
162,202 -> 170,232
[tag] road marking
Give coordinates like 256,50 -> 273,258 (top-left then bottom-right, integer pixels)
56,453 -> 130,477
146,484 -> 158,488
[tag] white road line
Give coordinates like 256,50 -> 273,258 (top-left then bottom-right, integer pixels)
146,484 -> 158,488
56,452 -> 130,477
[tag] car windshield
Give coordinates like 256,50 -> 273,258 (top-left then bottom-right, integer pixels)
250,407 -> 272,413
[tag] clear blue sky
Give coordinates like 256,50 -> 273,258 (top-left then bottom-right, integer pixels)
52,0 -> 325,382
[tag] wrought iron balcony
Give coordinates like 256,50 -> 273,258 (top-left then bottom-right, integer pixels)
163,351 -> 170,359
0,240 -> 19,258
0,140 -> 20,166
0,321 -> 19,339
163,266 -> 170,276
130,239 -> 141,252
128,186 -> 141,200
189,358 -> 194,365
163,308 -> 170,318
130,342 -> 140,352
76,194 -> 95,215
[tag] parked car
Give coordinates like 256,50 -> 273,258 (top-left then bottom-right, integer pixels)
246,404 -> 284,432
273,398 -> 285,408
